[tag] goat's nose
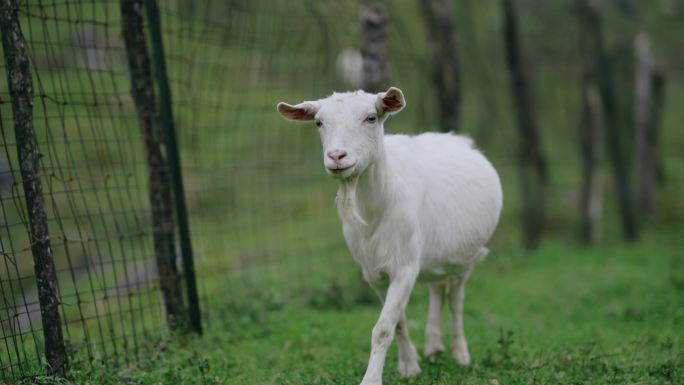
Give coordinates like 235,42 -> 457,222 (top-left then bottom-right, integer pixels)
327,150 -> 348,162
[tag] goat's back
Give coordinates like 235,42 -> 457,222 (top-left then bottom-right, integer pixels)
384,133 -> 502,268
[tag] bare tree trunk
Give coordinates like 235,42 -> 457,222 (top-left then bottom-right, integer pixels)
576,0 -> 606,245
360,0 -> 389,93
419,0 -> 461,132
633,32 -> 666,219
501,0 -> 547,249
653,69 -> 666,186
575,0 -> 638,241
578,80 -> 604,244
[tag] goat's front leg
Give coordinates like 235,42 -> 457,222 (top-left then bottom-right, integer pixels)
395,313 -> 421,378
361,268 -> 418,385
369,283 -> 420,379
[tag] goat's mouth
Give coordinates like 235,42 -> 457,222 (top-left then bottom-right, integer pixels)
326,164 -> 355,176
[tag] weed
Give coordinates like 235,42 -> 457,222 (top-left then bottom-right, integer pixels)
482,328 -> 515,368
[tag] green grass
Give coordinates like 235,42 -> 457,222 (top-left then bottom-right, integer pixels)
22,226 -> 683,385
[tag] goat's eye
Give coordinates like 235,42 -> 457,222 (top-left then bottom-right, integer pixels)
315,120 -> 323,128
365,115 -> 377,124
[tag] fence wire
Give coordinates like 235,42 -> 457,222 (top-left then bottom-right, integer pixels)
157,0 -> 466,331
163,0 -> 373,326
1,1 -> 164,380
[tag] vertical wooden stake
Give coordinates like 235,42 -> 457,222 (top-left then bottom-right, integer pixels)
121,0 -> 187,331
144,0 -> 202,335
0,0 -> 66,375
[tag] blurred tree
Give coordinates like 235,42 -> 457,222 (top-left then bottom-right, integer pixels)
576,0 -> 606,245
578,75 -> 605,245
501,0 -> 548,250
360,0 -> 389,93
575,0 -> 639,241
633,32 -> 666,220
419,0 -> 461,133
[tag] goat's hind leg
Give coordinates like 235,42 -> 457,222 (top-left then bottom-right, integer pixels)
424,281 -> 447,360
450,266 -> 474,366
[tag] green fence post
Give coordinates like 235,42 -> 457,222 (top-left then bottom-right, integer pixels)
144,0 -> 202,334
121,0 -> 188,331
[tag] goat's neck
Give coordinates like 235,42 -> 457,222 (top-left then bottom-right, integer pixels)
338,141 -> 395,226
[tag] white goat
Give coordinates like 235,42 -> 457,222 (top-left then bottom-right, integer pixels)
277,87 -> 502,385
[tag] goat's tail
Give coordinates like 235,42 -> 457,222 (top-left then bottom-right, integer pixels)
471,247 -> 489,265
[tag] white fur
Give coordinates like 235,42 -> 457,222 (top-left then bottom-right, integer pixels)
277,88 -> 502,385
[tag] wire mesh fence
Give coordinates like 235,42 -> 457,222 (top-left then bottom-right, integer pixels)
159,0 -> 484,330
1,0 -> 682,382
1,0 -> 399,380
0,0 -> 525,378
1,0 -> 167,380
164,0 -> 379,324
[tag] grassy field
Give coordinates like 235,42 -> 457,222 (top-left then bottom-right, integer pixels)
21,224 -> 681,385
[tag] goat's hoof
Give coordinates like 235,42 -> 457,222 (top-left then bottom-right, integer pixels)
424,341 -> 445,362
452,347 -> 471,366
426,352 -> 441,363
398,359 -> 422,378
359,381 -> 381,385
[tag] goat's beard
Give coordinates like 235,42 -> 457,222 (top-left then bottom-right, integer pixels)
336,174 -> 368,226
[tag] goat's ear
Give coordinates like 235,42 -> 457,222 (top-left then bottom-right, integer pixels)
377,87 -> 406,115
277,101 -> 319,121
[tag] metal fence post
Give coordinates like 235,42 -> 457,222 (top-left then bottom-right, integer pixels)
121,0 -> 187,331
0,0 -> 67,375
144,0 -> 202,334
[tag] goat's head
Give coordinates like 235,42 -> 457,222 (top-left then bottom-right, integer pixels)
277,87 -> 405,179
